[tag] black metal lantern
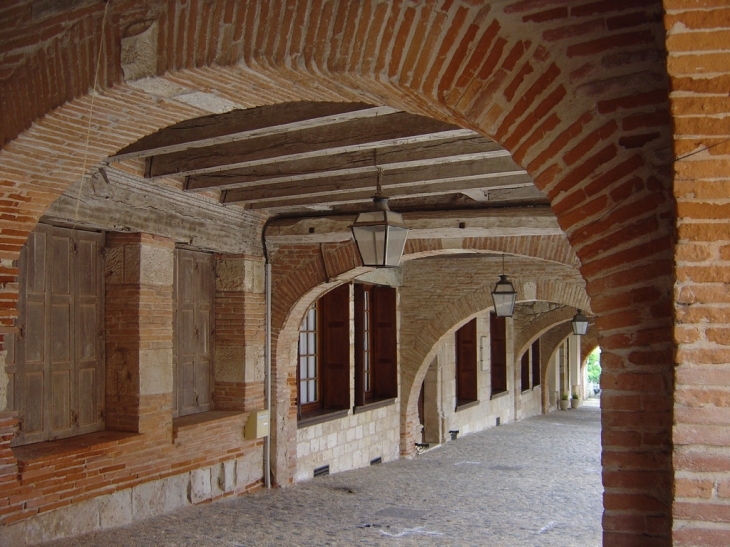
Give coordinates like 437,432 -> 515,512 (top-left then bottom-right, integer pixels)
571,309 -> 589,335
491,254 -> 516,317
351,169 -> 408,268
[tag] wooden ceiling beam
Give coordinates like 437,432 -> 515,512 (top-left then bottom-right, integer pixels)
185,136 -> 502,191
144,113 -> 467,178
230,173 -> 534,209
264,206 -> 563,244
221,156 -> 526,203
110,102 -> 388,161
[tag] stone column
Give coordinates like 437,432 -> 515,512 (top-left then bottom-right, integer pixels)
569,333 -> 582,398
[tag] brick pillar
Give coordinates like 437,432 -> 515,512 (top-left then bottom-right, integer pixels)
105,233 -> 174,438
214,255 -> 266,411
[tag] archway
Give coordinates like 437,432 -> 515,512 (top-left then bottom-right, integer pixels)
1,2 -> 674,544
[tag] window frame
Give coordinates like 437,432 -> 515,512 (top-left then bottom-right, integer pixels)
297,284 -> 350,422
354,284 -> 398,409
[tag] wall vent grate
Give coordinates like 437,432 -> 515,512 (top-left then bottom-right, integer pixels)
370,456 -> 382,465
314,465 -> 330,477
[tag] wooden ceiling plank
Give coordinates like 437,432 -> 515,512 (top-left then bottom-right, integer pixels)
185,136 -> 503,191
228,173 -> 535,208
145,113 -> 467,178
221,157 -> 526,202
111,102 -> 386,161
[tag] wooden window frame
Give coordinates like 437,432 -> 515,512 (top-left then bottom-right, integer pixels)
297,303 -> 320,415
298,284 -> 350,421
355,284 -> 397,408
455,318 -> 478,409
490,313 -> 508,396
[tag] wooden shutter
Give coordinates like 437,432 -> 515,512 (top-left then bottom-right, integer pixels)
532,339 -> 541,387
456,318 -> 478,406
490,313 -> 507,394
521,351 -> 530,392
174,249 -> 214,417
11,225 -> 104,446
371,286 -> 397,400
354,284 -> 366,407
319,284 -> 350,410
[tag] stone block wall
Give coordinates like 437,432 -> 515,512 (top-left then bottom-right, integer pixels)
295,404 -> 400,482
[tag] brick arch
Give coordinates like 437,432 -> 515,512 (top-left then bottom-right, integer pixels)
404,234 -> 580,268
1,1 -> 674,543
513,305 -> 575,364
539,321 -> 574,404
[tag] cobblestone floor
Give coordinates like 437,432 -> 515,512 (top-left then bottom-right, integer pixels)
45,401 -> 602,547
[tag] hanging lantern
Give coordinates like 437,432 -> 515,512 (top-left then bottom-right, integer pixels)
351,168 -> 408,268
571,309 -> 589,335
491,254 -> 517,317
491,274 -> 516,317
351,196 -> 408,267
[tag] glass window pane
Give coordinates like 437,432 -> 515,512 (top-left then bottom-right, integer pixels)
308,380 -> 316,402
308,356 -> 316,378
300,380 -> 308,403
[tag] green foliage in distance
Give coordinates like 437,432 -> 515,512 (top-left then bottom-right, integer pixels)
587,347 -> 601,385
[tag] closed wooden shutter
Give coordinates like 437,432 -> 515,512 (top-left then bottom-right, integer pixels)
456,318 -> 478,406
490,313 -> 507,395
10,224 -> 104,446
319,284 -> 349,410
521,351 -> 530,391
174,248 -> 214,417
532,339 -> 541,387
371,286 -> 397,400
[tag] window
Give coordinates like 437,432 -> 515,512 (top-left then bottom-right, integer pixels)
455,318 -> 478,408
490,313 -> 507,395
297,284 -> 350,420
531,339 -> 540,387
173,248 -> 214,418
298,303 -> 319,413
355,284 -> 397,406
520,351 -> 530,392
6,224 -> 105,446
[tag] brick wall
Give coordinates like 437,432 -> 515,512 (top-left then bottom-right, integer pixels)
666,1 -> 730,545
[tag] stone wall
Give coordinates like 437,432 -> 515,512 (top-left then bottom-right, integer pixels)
295,404 -> 400,482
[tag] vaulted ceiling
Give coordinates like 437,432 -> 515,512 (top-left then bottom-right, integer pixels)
109,101 -> 548,217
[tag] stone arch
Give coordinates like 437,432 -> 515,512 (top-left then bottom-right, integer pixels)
2,2 -> 674,543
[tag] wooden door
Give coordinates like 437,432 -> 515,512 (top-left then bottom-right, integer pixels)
174,248 -> 214,417
10,224 -> 104,445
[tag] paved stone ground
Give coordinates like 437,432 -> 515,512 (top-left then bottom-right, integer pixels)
45,401 -> 602,547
